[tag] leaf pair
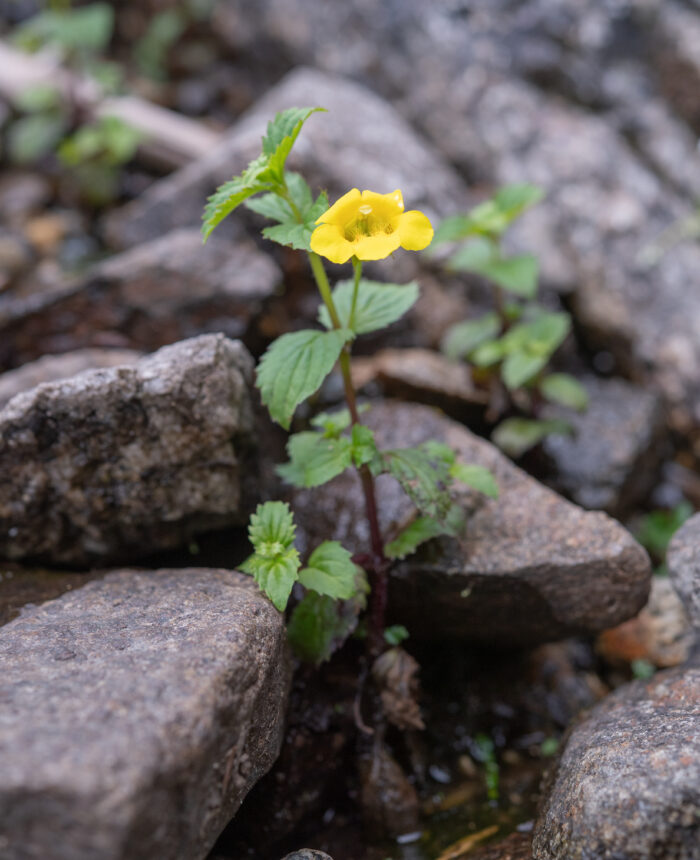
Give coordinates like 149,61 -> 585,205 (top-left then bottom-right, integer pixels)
247,172 -> 329,251
259,279 -> 419,430
202,106 -> 324,241
240,501 -> 359,611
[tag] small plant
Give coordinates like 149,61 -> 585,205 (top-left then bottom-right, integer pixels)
430,186 -> 588,457
202,107 -> 498,665
7,2 -> 139,205
636,501 -> 693,574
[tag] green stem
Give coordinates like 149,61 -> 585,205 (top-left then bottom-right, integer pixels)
349,257 -> 362,330
304,247 -> 388,657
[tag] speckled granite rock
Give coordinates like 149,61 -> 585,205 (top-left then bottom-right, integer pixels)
597,576 -> 695,670
102,67 -> 466,251
533,657 -> 700,860
293,401 -> 651,645
543,376 -> 665,516
0,229 -> 280,370
0,334 -> 257,566
0,349 -> 141,410
0,567 -> 291,860
668,513 -> 700,632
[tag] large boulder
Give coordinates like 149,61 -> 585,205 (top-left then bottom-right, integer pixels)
533,657 -> 700,860
0,567 -> 291,860
102,67 -> 467,251
0,334 -> 258,566
293,401 -> 651,646
0,229 -> 280,371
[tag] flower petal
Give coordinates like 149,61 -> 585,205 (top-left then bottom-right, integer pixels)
310,223 -> 356,264
398,209 -> 434,251
357,189 -> 404,220
353,231 -> 402,261
316,188 -> 361,225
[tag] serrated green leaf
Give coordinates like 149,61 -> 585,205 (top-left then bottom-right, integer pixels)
502,350 -> 548,389
431,213 -> 476,246
241,502 -> 301,611
277,431 -> 353,488
262,106 -> 325,182
318,279 -> 419,335
378,445 -> 454,522
385,516 -> 445,560
288,569 -> 369,664
202,154 -> 276,241
492,417 -> 572,458
311,408 -> 353,437
449,463 -> 499,499
298,541 -> 358,599
422,440 -> 456,466
248,501 -> 296,550
262,221 -> 314,250
241,550 -> 300,611
351,424 -> 378,467
449,236 -> 497,272
245,192 -> 293,222
8,113 -> 66,163
494,183 -> 545,218
441,313 -> 501,360
256,328 -> 353,429
540,373 -> 589,411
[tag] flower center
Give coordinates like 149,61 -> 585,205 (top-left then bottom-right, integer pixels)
343,205 -> 395,243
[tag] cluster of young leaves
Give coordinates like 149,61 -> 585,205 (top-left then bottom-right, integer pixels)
202,107 -> 327,242
432,184 -> 588,458
278,409 -> 498,562
8,3 -> 139,204
239,501 -> 368,664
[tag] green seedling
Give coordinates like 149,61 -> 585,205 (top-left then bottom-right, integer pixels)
431,185 -> 588,458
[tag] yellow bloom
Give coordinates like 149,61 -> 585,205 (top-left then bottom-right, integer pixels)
310,188 -> 433,264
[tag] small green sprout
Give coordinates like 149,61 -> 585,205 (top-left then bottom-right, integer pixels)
432,184 -> 589,457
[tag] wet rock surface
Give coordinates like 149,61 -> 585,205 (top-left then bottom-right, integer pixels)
102,67 -> 466,252
0,334 -> 258,566
543,376 -> 665,516
533,657 -> 700,860
668,513 -> 700,632
294,401 -> 651,646
0,567 -> 291,860
0,229 -> 281,370
0,348 -> 141,410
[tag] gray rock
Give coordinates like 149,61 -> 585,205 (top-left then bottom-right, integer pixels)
597,576 -> 695,670
0,229 -> 280,370
654,0 -> 700,130
0,349 -> 141,410
668,513 -> 700,632
293,401 -> 651,645
102,67 -> 466,251
0,567 -> 291,860
533,658 -> 700,860
0,171 -> 52,224
351,348 -> 488,424
0,334 -> 257,566
543,376 -> 665,516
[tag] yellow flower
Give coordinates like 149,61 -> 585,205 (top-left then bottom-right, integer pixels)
310,188 -> 433,264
